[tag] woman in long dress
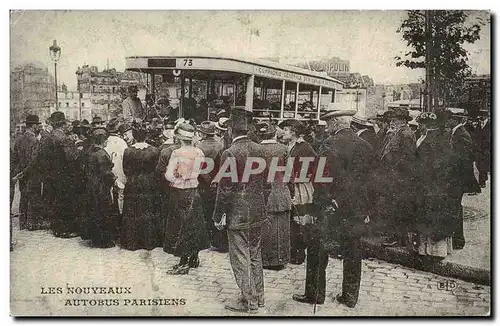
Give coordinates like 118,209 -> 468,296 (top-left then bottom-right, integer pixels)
86,127 -> 116,248
120,123 -> 162,250
413,112 -> 457,259
163,121 -> 210,275
256,121 -> 293,270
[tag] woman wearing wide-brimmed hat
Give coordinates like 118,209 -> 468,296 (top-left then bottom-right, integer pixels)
163,121 -> 210,275
120,122 -> 162,250
410,110 -> 458,259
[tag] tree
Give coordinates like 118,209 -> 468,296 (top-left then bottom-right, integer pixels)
395,10 -> 483,107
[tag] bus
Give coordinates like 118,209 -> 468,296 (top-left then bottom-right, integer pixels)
125,56 -> 344,122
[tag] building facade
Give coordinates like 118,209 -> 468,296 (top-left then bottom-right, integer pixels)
10,62 -> 55,129
75,65 -> 145,120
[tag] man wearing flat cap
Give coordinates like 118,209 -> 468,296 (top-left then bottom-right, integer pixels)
213,106 -> 267,313
12,114 -> 43,230
196,121 -> 227,251
378,107 -> 417,247
293,109 -> 375,308
122,85 -> 144,121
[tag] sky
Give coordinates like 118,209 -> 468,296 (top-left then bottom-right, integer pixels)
10,10 -> 491,90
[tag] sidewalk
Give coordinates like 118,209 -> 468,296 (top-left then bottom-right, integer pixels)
361,178 -> 491,285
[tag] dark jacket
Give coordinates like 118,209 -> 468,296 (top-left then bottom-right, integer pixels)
450,125 -> 480,194
213,136 -> 266,230
379,125 -> 416,174
260,140 -> 292,213
13,130 -> 40,180
197,137 -> 224,190
314,128 -> 376,240
356,128 -> 378,152
414,129 -> 459,238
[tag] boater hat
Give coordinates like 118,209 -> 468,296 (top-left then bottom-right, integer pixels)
216,117 -> 229,131
351,115 -> 374,127
175,122 -> 196,141
321,109 -> 356,120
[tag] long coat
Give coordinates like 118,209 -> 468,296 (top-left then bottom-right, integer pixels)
450,125 -> 480,194
260,140 -> 293,267
213,136 -> 267,230
28,128 -> 80,235
121,144 -> 162,250
197,137 -> 226,249
414,129 -> 459,239
86,145 -> 116,247
13,130 -> 43,229
378,125 -> 417,227
314,129 -> 376,242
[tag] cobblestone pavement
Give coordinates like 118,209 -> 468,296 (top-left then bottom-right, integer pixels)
10,225 -> 490,317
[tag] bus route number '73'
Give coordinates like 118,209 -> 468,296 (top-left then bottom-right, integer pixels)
183,59 -> 193,66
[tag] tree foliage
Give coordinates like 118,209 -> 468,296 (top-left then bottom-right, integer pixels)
395,10 -> 483,105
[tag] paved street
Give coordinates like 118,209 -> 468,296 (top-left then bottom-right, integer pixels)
10,224 -> 490,317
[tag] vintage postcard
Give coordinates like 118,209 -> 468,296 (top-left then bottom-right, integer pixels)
10,10 -> 491,316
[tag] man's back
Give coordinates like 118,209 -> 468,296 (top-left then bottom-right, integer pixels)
214,136 -> 266,230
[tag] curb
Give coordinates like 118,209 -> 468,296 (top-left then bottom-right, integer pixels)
360,237 -> 490,286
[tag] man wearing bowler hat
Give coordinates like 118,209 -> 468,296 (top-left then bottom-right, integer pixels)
196,121 -> 227,251
36,111 -> 80,237
293,108 -> 375,308
13,114 -> 43,230
122,85 -> 144,121
445,109 -> 480,249
213,106 -> 266,313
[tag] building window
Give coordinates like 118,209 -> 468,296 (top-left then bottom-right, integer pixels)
66,102 -> 69,107
58,102 -> 61,107
82,102 -> 85,107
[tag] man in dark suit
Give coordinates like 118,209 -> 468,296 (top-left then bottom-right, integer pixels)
351,115 -> 378,150
196,121 -> 227,251
12,114 -> 43,230
446,110 -> 481,249
25,112 -> 80,237
378,108 -> 417,247
293,109 -> 375,308
213,107 -> 266,313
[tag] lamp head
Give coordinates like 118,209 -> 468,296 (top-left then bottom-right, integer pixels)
49,40 -> 61,62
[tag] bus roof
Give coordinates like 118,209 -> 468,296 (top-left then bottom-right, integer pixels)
125,55 -> 344,90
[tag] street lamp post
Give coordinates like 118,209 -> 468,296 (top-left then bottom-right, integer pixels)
49,40 -> 61,111
76,68 -> 83,120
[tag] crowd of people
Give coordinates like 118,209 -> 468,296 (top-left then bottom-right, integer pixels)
10,98 -> 490,313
